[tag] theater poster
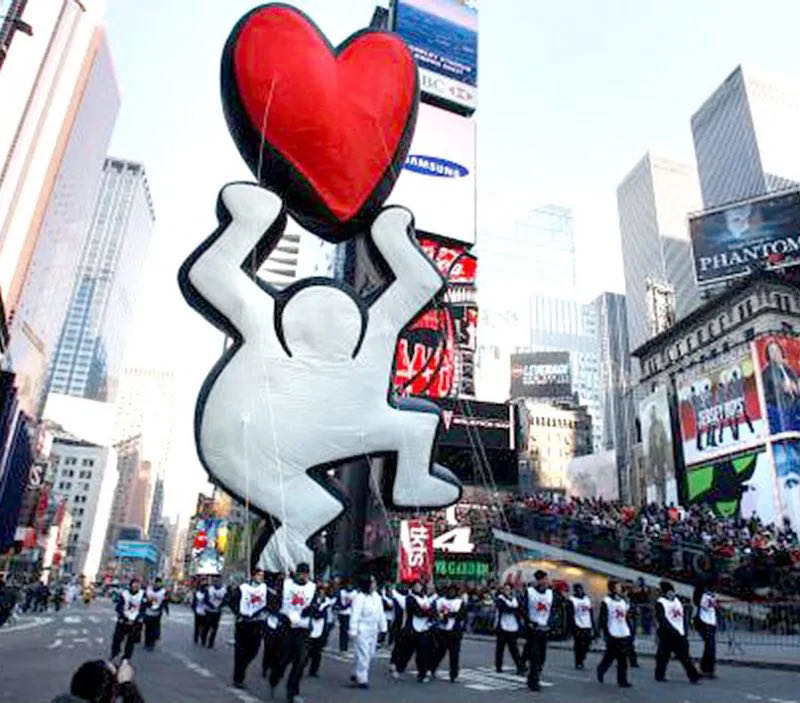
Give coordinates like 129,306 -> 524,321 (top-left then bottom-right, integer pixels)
677,353 -> 767,466
753,335 -> 800,435
398,519 -> 434,583
684,447 -> 779,524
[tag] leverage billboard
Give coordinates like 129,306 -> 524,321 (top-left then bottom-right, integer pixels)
639,386 -> 677,505
677,353 -> 766,466
689,189 -> 800,285
753,335 -> 800,435
388,102 -> 476,244
510,352 -> 572,400
392,0 -> 478,113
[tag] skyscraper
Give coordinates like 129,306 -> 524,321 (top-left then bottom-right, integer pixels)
0,1 -> 109,327
3,28 -> 119,416
49,158 -> 155,402
617,153 -> 703,356
692,65 -> 800,208
592,292 -> 637,500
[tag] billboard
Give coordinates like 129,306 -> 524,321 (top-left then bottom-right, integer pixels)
639,386 -> 677,504
510,352 -> 572,400
566,450 -> 619,501
771,439 -> 800,531
677,353 -> 767,466
689,189 -> 800,285
190,517 -> 228,576
753,335 -> 800,435
114,540 -> 158,564
433,553 -> 491,581
398,519 -> 434,583
393,307 -> 455,398
388,103 -> 476,244
435,397 -> 514,451
392,0 -> 478,113
683,447 -> 778,524
417,236 -> 477,285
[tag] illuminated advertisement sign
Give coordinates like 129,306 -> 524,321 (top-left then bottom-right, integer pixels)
677,353 -> 767,466
398,519 -> 434,583
753,335 -> 800,435
689,189 -> 800,285
417,236 -> 477,285
115,540 -> 158,564
639,386 -> 678,505
393,307 -> 455,398
389,103 -> 476,244
392,0 -> 478,114
433,553 -> 491,581
191,517 -> 228,576
510,352 -> 572,400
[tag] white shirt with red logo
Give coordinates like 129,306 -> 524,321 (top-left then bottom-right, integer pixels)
603,596 -> 630,638
281,577 -> 316,629
658,596 -> 685,636
698,592 -> 717,627
526,587 -> 553,628
238,582 -> 267,620
569,595 -> 593,630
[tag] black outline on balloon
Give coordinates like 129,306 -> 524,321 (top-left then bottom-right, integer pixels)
220,3 -> 420,242
177,185 -> 462,571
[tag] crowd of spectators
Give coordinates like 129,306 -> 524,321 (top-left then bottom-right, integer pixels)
501,494 -> 800,600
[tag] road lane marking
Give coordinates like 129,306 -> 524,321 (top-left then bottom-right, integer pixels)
63,616 -> 81,624
0,616 -> 52,634
227,687 -> 260,703
47,639 -> 63,649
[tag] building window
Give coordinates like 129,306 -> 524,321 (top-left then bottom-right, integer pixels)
723,340 -> 730,353
744,328 -> 755,342
746,300 -> 754,316
698,329 -> 704,344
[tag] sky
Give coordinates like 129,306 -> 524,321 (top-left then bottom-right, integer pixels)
104,0 -> 800,523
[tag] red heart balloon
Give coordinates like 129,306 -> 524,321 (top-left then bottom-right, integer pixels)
221,4 -> 419,241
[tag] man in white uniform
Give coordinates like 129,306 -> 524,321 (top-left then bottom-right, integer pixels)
495,582 -> 524,674
430,585 -> 466,682
143,577 -> 169,650
232,569 -> 267,688
348,575 -> 387,688
655,581 -> 700,684
567,583 -> 595,669
596,578 -> 632,687
524,570 -> 555,692
693,582 -> 718,678
204,574 -> 227,648
111,578 -> 145,660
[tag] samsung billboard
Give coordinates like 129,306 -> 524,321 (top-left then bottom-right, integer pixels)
689,189 -> 800,285
388,103 -> 476,244
392,0 -> 478,114
510,352 -> 572,400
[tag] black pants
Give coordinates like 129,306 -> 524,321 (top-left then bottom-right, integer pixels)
386,617 -> 399,647
526,629 -> 548,690
204,611 -> 221,648
655,630 -> 700,682
143,615 -> 162,648
396,629 -> 433,679
307,633 -> 326,676
194,613 -> 207,645
696,622 -> 716,675
233,621 -> 262,685
431,630 -> 461,681
597,636 -> 629,685
111,620 -> 141,660
391,628 -> 411,669
573,627 -> 592,667
263,625 -> 285,678
271,628 -> 308,699
338,614 -> 350,652
495,630 -> 523,673
628,634 -> 638,666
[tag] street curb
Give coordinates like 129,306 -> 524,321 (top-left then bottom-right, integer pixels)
462,634 -> 800,673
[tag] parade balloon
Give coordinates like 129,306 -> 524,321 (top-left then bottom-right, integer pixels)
178,183 -> 462,574
220,3 -> 419,241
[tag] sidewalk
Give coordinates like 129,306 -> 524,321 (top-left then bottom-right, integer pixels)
464,632 -> 800,671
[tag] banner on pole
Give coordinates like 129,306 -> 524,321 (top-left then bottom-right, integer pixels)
398,519 -> 434,583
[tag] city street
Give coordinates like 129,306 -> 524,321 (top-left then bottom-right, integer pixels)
1,600 -> 798,703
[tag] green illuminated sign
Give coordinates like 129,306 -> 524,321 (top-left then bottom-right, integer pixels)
434,557 -> 491,580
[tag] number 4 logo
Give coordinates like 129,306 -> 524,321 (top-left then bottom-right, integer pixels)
433,527 -> 475,554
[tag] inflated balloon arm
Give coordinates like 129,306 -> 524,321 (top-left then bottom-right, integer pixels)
367,206 -> 447,336
178,182 -> 287,347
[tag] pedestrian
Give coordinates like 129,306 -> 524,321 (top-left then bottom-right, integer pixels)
0,576 -> 17,628
566,583 -> 595,670
335,578 -> 354,652
203,574 -> 227,649
494,582 -> 525,675
262,572 -> 286,681
388,583 -> 409,679
231,569 -> 268,689
307,582 -> 335,678
380,584 -> 396,647
596,579 -> 632,687
523,570 -> 555,692
191,577 -> 208,646
347,574 -> 387,689
693,582 -> 718,678
68,658 -> 144,703
396,580 -> 434,682
271,563 -> 316,703
143,577 -> 169,651
111,578 -> 145,660
654,581 -> 700,684
431,584 -> 466,682
621,581 -> 639,668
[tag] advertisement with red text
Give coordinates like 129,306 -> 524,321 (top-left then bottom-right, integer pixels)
398,519 -> 434,583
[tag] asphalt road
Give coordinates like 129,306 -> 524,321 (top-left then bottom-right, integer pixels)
1,600 -> 798,703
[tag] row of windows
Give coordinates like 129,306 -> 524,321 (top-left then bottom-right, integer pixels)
529,416 -> 579,429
